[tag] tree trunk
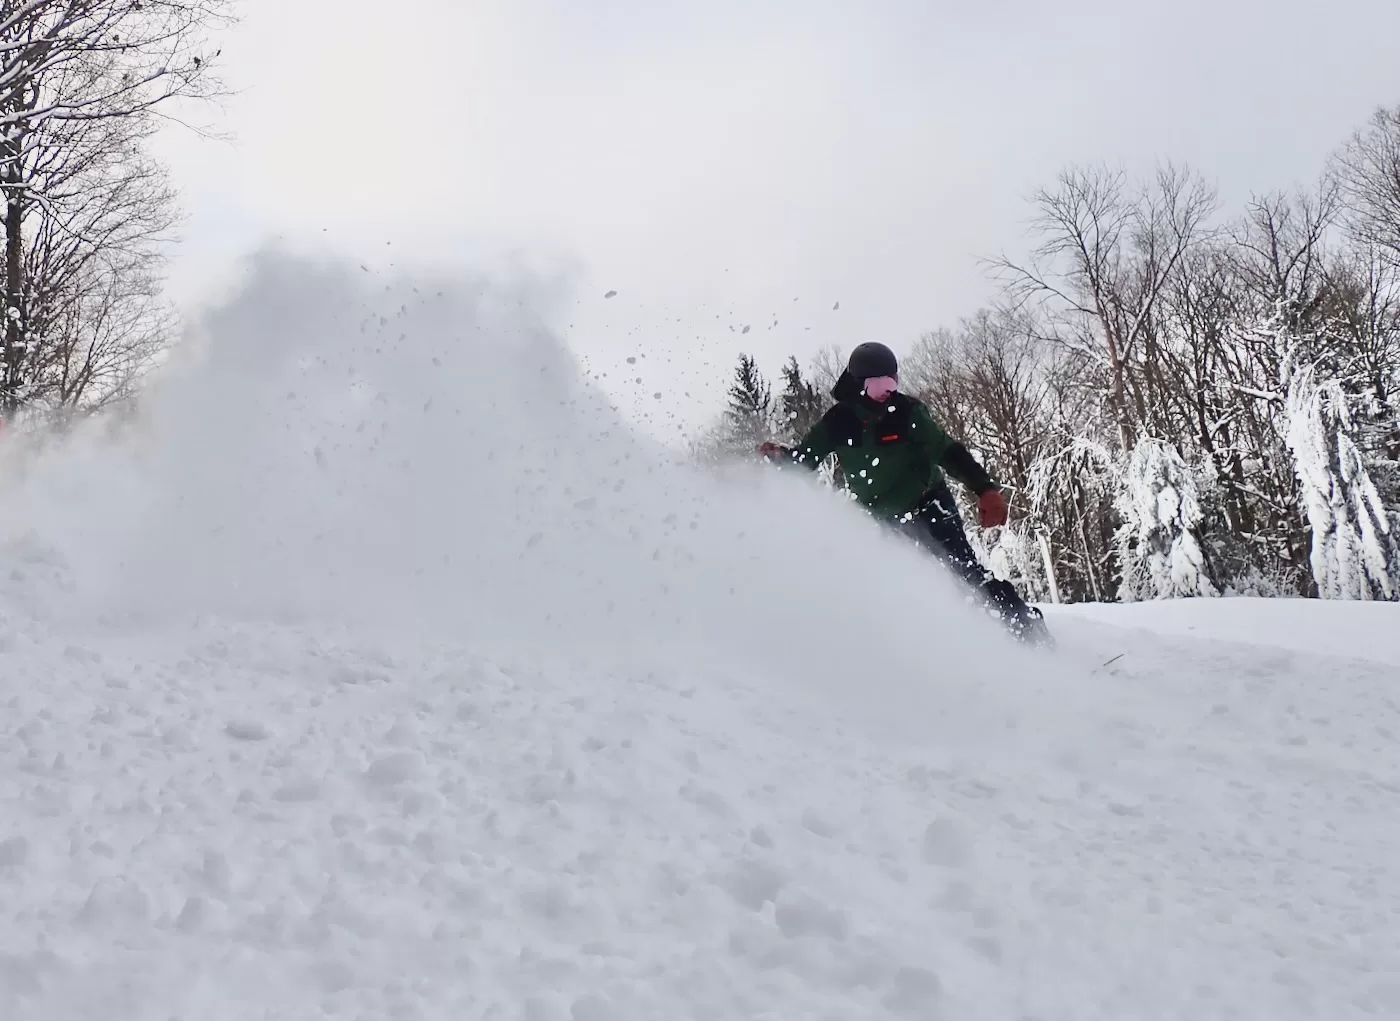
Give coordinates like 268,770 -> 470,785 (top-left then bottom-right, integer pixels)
1037,529 -> 1062,604
2,123 -> 23,419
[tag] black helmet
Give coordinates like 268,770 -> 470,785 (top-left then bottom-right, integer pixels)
847,341 -> 898,379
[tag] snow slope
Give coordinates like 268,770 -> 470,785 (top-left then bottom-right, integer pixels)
1052,595 -> 1400,668
0,251 -> 1397,1020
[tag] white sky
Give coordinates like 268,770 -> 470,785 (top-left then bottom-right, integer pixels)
151,0 -> 1400,443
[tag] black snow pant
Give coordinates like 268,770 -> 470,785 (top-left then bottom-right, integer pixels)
897,480 -> 1045,639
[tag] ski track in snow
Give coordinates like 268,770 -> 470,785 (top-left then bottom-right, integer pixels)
1,252 -> 1398,1020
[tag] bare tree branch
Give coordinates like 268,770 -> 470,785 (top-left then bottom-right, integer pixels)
1333,103 -> 1400,268
0,0 -> 232,416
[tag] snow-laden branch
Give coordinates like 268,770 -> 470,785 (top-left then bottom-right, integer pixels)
1283,356 -> 1400,599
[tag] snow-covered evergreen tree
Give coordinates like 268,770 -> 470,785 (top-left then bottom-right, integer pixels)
777,355 -> 826,444
719,353 -> 775,458
1114,436 -> 1218,599
1283,360 -> 1400,599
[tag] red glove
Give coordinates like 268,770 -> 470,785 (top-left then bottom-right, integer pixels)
757,442 -> 790,460
978,488 -> 1008,528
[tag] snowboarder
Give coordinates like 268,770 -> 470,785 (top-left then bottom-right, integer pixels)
758,341 -> 1051,645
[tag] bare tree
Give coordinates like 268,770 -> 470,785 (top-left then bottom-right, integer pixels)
0,0 -> 232,417
1328,246 -> 1400,450
1230,184 -> 1339,335
908,309 -> 1055,501
1334,104 -> 1400,268
991,162 -> 1218,447
24,81 -> 178,410
806,343 -> 846,397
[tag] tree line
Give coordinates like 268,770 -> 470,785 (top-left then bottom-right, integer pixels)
0,0 -> 229,427
699,102 -> 1400,604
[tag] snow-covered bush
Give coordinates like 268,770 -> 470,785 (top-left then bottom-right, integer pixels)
1114,437 -> 1218,600
965,514 -> 1053,604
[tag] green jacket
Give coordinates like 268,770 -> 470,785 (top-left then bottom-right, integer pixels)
782,378 -> 996,520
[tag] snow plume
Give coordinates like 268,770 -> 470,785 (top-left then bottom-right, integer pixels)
1284,361 -> 1400,600
0,246 -> 1047,739
1114,436 -> 1217,600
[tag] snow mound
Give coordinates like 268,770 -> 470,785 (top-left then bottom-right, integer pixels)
0,249 -> 1395,1020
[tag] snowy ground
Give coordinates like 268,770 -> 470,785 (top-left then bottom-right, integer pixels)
1,253 -> 1397,1020
1053,595 -> 1400,668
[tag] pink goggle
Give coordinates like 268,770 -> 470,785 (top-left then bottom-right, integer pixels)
864,375 -> 898,401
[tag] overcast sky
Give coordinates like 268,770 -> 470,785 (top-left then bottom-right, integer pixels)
151,0 -> 1400,443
